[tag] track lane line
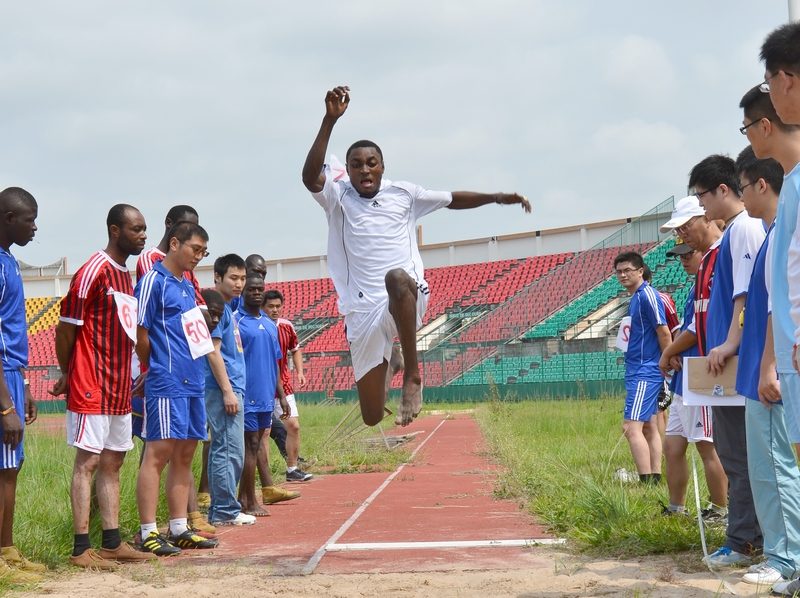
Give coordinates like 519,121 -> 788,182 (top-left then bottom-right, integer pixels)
301,417 -> 448,575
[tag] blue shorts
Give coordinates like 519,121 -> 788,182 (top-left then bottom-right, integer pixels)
0,371 -> 24,470
244,410 -> 273,433
131,396 -> 144,440
144,396 -> 206,441
624,379 -> 661,422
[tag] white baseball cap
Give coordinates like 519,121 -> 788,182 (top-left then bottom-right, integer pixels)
660,196 -> 706,233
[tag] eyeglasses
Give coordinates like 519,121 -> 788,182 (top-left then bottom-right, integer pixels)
181,242 -> 209,258
694,186 -> 718,201
614,267 -> 640,277
678,251 -> 697,261
761,70 -> 796,93
740,119 -> 767,135
675,216 -> 702,236
740,180 -> 758,192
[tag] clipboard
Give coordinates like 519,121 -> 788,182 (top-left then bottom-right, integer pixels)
682,356 -> 745,406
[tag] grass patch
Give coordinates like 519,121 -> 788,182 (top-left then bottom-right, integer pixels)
475,389 -> 724,557
13,404 -> 409,568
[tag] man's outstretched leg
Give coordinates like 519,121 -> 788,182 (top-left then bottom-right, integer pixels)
385,269 -> 422,426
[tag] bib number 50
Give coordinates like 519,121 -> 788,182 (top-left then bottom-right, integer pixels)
181,307 -> 214,359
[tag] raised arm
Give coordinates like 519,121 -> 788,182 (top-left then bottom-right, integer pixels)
448,192 -> 531,213
302,86 -> 350,193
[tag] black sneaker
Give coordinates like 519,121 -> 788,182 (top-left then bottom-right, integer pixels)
286,468 -> 313,482
167,529 -> 219,549
701,506 -> 728,527
140,531 -> 181,556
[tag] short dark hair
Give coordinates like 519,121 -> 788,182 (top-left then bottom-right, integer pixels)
739,85 -> 799,132
106,204 -> 137,234
167,221 -> 208,245
346,140 -> 383,163
214,253 -> 246,279
166,204 -> 198,224
760,22 -> 800,76
613,251 -> 644,270
200,288 -> 224,308
735,145 -> 784,194
688,154 -> 740,197
245,273 -> 264,287
263,289 -> 284,305
0,187 -> 36,210
642,263 -> 652,282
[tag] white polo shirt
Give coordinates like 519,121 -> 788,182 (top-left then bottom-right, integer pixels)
312,165 -> 452,315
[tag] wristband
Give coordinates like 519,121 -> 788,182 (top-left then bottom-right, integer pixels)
23,379 -> 29,386
0,406 -> 15,416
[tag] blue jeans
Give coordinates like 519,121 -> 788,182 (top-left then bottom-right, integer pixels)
745,376 -> 800,579
205,388 -> 244,522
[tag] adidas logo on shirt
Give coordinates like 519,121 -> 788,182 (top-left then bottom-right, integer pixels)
258,324 -> 265,330
371,200 -> 380,207
744,253 -> 751,259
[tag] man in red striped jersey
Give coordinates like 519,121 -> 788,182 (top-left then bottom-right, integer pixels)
52,204 -> 155,568
263,289 -> 312,485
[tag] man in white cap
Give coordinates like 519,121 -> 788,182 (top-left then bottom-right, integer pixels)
659,197 -> 728,520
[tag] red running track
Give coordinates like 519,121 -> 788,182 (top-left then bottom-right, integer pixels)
175,413 -> 553,574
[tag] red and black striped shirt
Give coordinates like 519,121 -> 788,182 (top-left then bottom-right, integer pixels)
694,244 -> 720,356
60,251 -> 135,415
275,318 -> 300,396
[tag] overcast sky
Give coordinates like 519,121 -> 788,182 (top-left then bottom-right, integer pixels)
0,1 -> 789,271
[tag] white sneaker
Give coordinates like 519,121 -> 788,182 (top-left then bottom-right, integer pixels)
210,512 -> 256,526
742,562 -> 784,585
702,546 -> 752,567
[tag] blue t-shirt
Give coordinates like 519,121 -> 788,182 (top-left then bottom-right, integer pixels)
135,260 -> 204,398
737,225 -> 774,402
233,309 -> 282,413
773,163 -> 800,373
668,284 -> 699,394
706,212 -> 766,351
203,303 -> 246,394
625,281 -> 666,381
0,248 -> 27,371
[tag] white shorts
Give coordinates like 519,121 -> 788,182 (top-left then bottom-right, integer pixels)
346,283 -> 429,381
66,411 -> 134,454
665,394 -> 714,443
274,394 -> 299,418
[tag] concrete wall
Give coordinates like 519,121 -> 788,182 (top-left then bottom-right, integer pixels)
22,217 -> 630,298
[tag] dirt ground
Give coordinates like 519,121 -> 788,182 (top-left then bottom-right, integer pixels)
20,549 -> 769,598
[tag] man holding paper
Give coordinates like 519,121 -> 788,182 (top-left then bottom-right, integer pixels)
614,251 -> 671,484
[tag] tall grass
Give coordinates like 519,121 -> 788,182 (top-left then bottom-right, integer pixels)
13,404 -> 409,568
475,389 -> 725,557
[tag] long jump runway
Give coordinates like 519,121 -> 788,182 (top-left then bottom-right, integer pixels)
183,413 -> 555,575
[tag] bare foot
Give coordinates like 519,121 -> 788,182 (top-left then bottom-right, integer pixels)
244,506 -> 271,517
385,345 -> 405,398
395,376 -> 422,426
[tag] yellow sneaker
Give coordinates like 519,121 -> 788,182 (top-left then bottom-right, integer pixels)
197,492 -> 211,508
188,512 -> 216,534
1,546 -> 46,572
0,558 -> 42,583
262,485 -> 300,505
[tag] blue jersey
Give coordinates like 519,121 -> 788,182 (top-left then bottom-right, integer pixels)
773,163 -> 800,373
625,282 -> 666,381
705,211 -> 765,351
233,309 -> 282,413
737,225 -> 774,402
0,248 -> 27,371
668,284 -> 699,394
135,260 -> 205,398
203,303 -> 246,394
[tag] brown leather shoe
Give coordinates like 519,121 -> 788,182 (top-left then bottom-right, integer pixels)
1,546 -> 46,572
68,548 -> 118,570
98,542 -> 156,562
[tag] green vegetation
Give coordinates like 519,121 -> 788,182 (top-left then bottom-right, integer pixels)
474,390 -> 725,557
13,405 -> 410,569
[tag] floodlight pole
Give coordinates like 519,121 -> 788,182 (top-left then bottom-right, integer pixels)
790,0 -> 800,22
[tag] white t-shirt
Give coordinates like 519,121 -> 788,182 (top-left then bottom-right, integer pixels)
312,165 -> 452,315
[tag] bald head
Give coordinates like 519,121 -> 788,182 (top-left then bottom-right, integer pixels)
245,254 -> 267,278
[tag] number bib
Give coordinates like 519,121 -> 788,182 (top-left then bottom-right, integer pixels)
615,316 -> 632,352
181,306 -> 214,359
113,292 -> 138,343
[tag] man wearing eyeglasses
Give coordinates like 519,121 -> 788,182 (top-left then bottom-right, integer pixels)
613,251 -> 671,484
760,22 -> 800,127
688,154 -> 766,569
740,75 -> 800,594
